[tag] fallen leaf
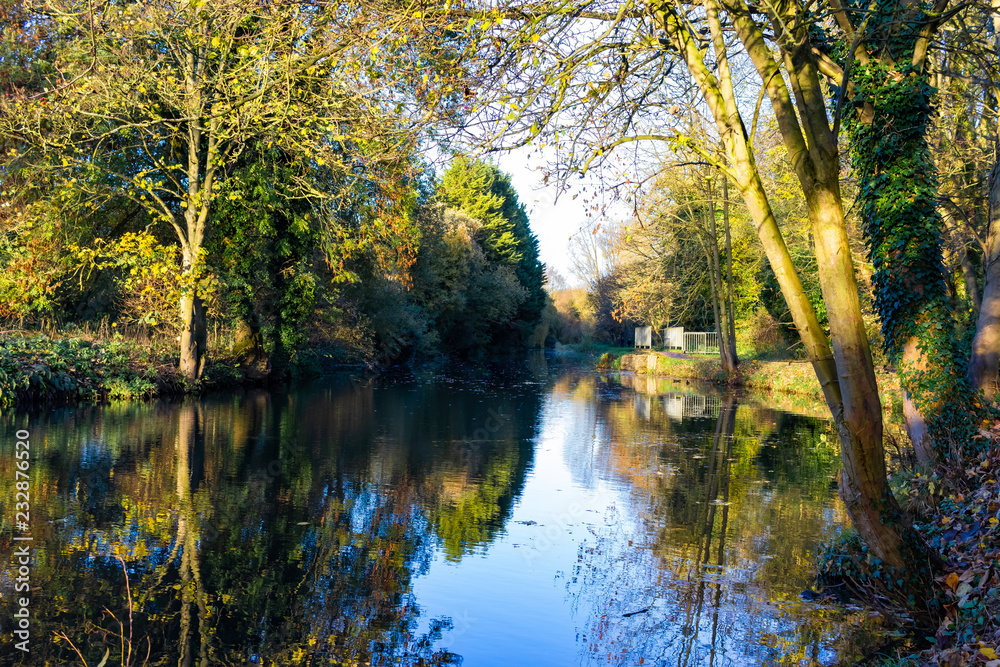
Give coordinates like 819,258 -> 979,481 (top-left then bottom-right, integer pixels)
944,572 -> 960,592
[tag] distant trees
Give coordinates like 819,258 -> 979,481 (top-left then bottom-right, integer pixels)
568,223 -> 621,292
411,207 -> 527,352
614,163 -> 747,365
432,156 -> 547,347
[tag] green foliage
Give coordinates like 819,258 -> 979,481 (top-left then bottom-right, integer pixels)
105,375 -> 157,401
0,334 -> 172,406
439,156 -> 524,264
595,351 -> 615,368
736,308 -> 792,360
843,4 -> 988,460
0,215 -> 66,317
410,208 -> 526,352
431,446 -> 521,561
208,145 -> 322,368
71,231 -> 215,331
437,156 -> 546,341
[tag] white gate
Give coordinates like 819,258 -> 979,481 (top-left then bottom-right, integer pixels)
682,332 -> 720,355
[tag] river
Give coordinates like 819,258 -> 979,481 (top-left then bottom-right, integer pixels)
0,353 -> 891,665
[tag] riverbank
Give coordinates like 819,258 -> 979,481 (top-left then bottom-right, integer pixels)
601,349 -> 904,412
0,329 -> 354,407
0,332 -> 241,406
865,436 -> 1000,666
602,349 -> 1000,665
0,326 -> 538,408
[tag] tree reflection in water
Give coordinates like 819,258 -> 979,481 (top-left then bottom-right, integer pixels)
568,376 -> 889,666
0,366 -> 542,665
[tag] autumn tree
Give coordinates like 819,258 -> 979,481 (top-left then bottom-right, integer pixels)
0,0 -> 467,379
618,157 -> 750,367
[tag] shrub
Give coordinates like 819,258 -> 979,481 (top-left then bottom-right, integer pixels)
738,308 -> 788,358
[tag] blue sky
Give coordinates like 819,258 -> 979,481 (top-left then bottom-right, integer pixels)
494,145 -> 628,287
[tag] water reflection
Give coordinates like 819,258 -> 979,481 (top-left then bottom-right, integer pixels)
1,361 -> 886,665
566,374 -> 879,666
1,366 -> 544,664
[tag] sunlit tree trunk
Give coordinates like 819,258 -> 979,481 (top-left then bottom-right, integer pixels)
179,261 -> 208,382
703,240 -> 727,369
968,136 -> 1000,399
720,0 -> 942,579
706,176 -> 736,373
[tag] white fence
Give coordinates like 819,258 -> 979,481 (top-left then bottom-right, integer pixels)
660,393 -> 723,420
633,326 -> 719,354
682,332 -> 719,355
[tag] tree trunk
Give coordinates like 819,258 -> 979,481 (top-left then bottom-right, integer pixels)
703,220 -> 726,369
653,0 -> 935,593
901,337 -> 937,465
957,245 -> 981,312
707,0 -> 937,588
706,177 -> 736,374
729,154 -> 842,410
721,174 -> 739,366
179,285 -> 207,382
968,140 -> 1000,399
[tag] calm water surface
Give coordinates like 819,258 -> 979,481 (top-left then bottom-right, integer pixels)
1,354 -> 888,665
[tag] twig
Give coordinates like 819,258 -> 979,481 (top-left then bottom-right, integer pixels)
53,631 -> 90,667
622,607 -> 650,617
118,555 -> 134,666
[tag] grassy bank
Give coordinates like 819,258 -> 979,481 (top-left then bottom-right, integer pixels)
0,322 -> 354,406
600,349 -> 903,409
